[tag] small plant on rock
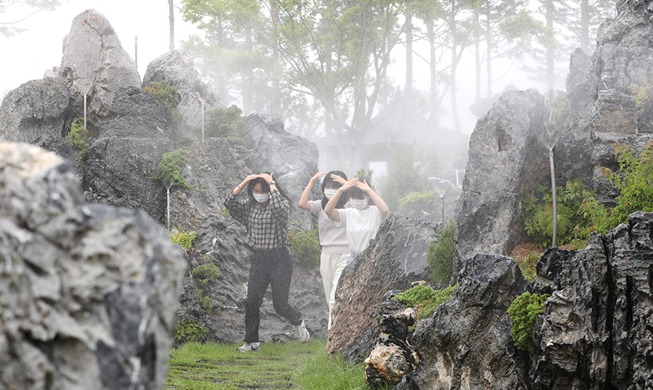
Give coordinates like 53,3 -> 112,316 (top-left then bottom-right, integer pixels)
65,117 -> 89,165
427,221 -> 456,287
191,263 -> 219,286
507,291 -> 549,351
154,149 -> 192,230
288,227 -> 321,268
174,319 -> 208,345
168,230 -> 197,251
393,284 -> 457,321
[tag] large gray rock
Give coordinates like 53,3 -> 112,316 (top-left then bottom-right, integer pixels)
327,214 -> 434,362
0,142 -> 185,390
143,50 -> 219,142
59,9 -> 141,119
529,212 -> 653,388
400,254 -> 528,389
454,90 -> 549,272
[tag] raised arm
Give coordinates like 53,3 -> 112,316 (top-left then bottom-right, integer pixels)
324,177 -> 357,222
357,180 -> 390,219
298,171 -> 326,210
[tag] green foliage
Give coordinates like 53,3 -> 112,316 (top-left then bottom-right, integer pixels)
169,230 -> 197,250
355,168 -> 373,183
192,263 -> 220,286
379,146 -> 430,211
175,319 -> 208,345
427,221 -> 456,286
523,179 -> 602,248
288,228 -> 321,268
399,189 -> 438,211
205,104 -> 245,143
154,149 -> 192,190
65,117 -> 89,165
199,296 -> 214,311
143,80 -> 181,123
393,284 -> 457,321
520,252 -> 540,282
603,142 -> 653,227
507,292 -> 549,351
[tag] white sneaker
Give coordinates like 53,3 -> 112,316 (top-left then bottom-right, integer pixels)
296,320 -> 310,343
238,342 -> 260,352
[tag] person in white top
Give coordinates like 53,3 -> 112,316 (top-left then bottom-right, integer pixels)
298,170 -> 349,329
324,177 -> 390,265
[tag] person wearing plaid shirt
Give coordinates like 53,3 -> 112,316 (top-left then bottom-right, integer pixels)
224,173 -> 310,352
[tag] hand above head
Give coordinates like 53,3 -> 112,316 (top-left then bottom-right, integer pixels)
311,171 -> 327,181
340,177 -> 359,191
259,173 -> 274,184
330,173 -> 347,186
356,179 -> 372,193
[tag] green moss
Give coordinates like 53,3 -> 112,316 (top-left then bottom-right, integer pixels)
427,221 -> 456,286
393,284 -> 457,321
288,228 -> 321,268
169,230 -> 197,250
507,292 -> 549,351
175,319 -> 208,344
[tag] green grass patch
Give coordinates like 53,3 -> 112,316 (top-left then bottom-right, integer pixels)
166,339 -> 370,389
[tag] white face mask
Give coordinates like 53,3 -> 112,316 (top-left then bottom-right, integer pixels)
350,198 -> 368,209
324,188 -> 337,199
253,193 -> 270,203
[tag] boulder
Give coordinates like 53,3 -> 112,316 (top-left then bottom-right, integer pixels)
327,214 -> 434,362
0,142 -> 185,390
59,9 -> 141,119
400,254 -> 528,389
454,90 -> 549,273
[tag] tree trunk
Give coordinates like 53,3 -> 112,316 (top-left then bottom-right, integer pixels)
405,10 -> 413,96
166,186 -> 171,231
485,1 -> 493,97
474,9 -> 481,100
269,0 -> 282,116
427,21 -> 438,125
242,31 -> 254,114
450,0 -> 461,133
168,0 -> 174,52
545,0 -> 555,97
580,0 -> 589,53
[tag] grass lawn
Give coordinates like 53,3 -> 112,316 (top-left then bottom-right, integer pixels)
165,339 -> 373,389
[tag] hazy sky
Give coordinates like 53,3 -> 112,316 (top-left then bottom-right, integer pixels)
0,1 -> 546,134
0,0 -> 196,96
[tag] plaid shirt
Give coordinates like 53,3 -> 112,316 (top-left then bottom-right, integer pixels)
224,189 -> 290,250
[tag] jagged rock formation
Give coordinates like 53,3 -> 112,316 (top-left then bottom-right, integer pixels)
327,214 -> 434,362
454,90 -> 549,272
0,142 -> 185,389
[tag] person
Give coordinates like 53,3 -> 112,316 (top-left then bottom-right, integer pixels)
298,170 -> 350,330
224,172 -> 310,352
324,177 -> 390,264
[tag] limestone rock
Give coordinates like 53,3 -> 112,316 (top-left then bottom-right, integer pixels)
327,215 -> 433,362
59,9 -> 141,119
0,142 -> 185,390
454,90 -> 549,272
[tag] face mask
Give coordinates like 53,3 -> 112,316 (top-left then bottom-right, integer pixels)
350,199 -> 368,209
253,193 -> 269,203
324,188 -> 337,199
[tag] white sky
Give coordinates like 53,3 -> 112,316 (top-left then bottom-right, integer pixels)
0,0 -> 196,96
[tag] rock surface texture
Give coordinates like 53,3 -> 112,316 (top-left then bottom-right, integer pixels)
0,142 -> 185,390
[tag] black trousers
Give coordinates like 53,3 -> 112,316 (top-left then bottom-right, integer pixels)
244,247 -> 303,342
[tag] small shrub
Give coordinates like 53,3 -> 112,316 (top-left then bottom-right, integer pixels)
65,117 -> 89,165
192,263 -> 219,286
144,80 -> 181,123
520,252 -> 540,282
507,292 -> 549,351
154,149 -> 192,190
288,228 -> 321,268
175,319 -> 208,344
427,221 -> 456,286
204,104 -> 245,142
169,230 -> 197,250
393,284 -> 457,321
199,296 -> 214,311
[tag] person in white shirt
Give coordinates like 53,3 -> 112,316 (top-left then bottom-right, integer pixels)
324,177 -> 390,265
298,170 -> 349,329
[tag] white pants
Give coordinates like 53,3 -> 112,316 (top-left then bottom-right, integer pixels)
320,252 -> 350,329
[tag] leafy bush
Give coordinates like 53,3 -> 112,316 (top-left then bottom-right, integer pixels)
175,319 -> 208,344
603,142 -> 653,227
192,263 -> 220,286
288,228 -> 321,268
65,117 -> 89,165
507,292 -> 549,351
520,252 -> 539,282
144,80 -> 181,123
169,230 -> 197,250
154,149 -> 192,190
204,104 -> 245,143
393,284 -> 457,321
378,146 -> 429,211
199,296 -> 214,311
523,179 -> 602,248
427,221 -> 456,286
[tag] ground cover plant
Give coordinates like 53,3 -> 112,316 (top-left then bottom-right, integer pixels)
166,339 -> 370,389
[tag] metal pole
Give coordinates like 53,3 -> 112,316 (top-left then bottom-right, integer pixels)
441,195 -> 445,223
83,94 -> 87,129
201,100 -> 205,140
549,147 -> 557,247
